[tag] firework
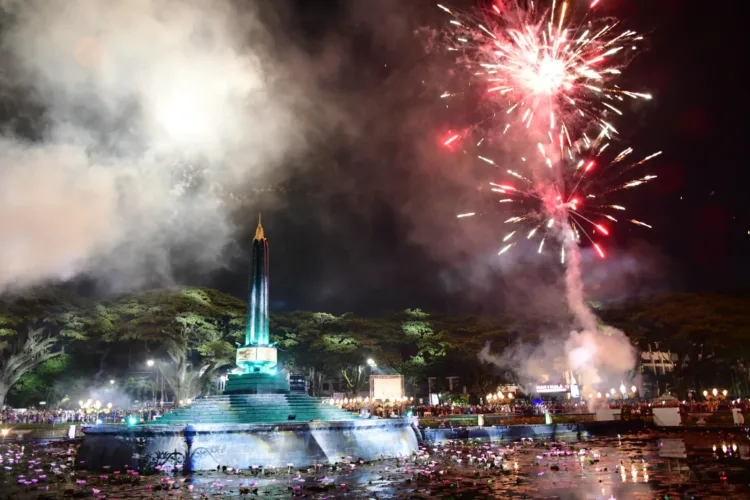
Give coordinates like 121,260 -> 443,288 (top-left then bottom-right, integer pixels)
438,0 -> 650,152
457,144 -> 660,261
440,1 -> 657,260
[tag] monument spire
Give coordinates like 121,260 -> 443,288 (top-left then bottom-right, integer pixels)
245,213 -> 269,347
255,212 -> 265,240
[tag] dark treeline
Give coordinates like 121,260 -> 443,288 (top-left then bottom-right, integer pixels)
1,288 -> 749,407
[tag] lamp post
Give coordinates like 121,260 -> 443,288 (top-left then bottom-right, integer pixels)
146,359 -> 161,406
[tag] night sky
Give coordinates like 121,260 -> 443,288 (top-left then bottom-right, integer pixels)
4,0 -> 746,314
197,0 -> 747,315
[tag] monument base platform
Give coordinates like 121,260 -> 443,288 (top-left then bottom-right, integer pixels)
224,372 -> 290,394
79,419 -> 419,471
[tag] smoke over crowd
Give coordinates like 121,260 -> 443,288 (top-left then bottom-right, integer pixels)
0,0 -> 316,292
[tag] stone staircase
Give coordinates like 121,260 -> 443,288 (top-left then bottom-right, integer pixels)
145,394 -> 357,425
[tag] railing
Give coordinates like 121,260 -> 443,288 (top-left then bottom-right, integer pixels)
416,412 -> 598,428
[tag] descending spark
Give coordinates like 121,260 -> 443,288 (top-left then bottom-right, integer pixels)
593,243 -> 605,258
444,134 -> 460,146
457,212 -> 476,218
499,243 -> 514,254
629,219 -> 652,228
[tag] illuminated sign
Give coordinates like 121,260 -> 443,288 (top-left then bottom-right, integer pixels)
236,346 -> 277,364
535,384 -> 570,393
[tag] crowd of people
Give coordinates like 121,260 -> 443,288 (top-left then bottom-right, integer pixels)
1,407 -> 165,426
3,397 -> 747,427
337,398 -> 749,421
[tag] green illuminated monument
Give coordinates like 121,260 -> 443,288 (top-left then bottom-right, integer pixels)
79,215 -> 419,471
224,215 -> 290,393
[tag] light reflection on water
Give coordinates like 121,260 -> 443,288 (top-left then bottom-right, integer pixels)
1,432 -> 749,498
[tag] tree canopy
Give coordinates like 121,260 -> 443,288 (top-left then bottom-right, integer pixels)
2,288 -> 750,406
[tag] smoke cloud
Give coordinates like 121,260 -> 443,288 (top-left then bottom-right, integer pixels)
480,242 -> 637,394
0,0 -> 315,292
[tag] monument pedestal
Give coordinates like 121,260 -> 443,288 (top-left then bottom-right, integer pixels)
224,372 -> 290,394
225,345 -> 289,394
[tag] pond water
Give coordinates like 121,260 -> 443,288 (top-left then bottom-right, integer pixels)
1,430 -> 749,499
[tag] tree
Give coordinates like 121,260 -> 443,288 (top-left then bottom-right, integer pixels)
0,291 -> 92,406
603,293 -> 750,396
101,287 -> 245,403
6,355 -> 70,408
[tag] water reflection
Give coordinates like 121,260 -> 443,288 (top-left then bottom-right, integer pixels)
1,432 -> 749,499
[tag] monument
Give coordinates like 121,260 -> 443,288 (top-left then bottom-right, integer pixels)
223,215 -> 290,394
78,217 -> 418,471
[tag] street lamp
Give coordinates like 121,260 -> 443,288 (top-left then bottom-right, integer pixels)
146,359 -> 155,367
366,358 -> 376,367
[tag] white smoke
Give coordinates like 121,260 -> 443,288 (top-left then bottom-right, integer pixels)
480,239 -> 636,396
563,239 -> 636,389
0,0 -> 312,292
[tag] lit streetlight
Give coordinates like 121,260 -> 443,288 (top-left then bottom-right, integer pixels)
146,359 -> 155,367
366,358 -> 376,367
